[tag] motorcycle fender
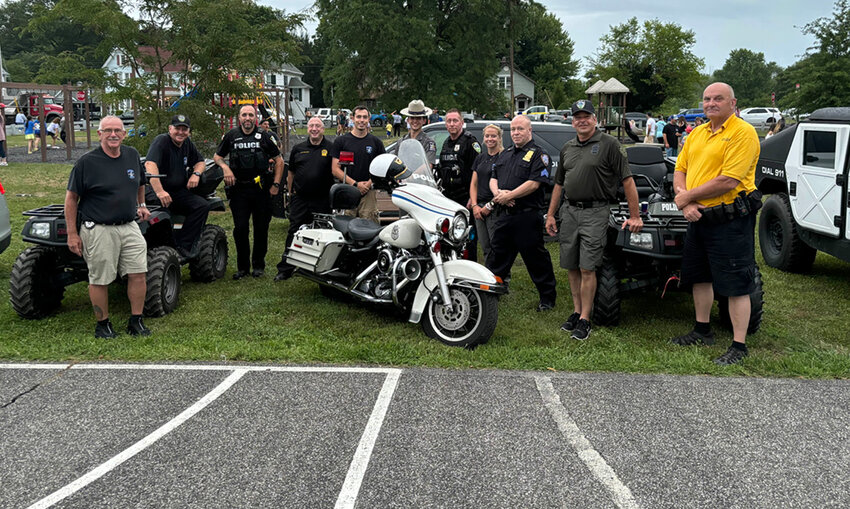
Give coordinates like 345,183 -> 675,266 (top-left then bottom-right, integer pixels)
408,260 -> 500,324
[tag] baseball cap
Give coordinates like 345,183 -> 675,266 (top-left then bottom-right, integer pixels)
170,114 -> 190,128
571,100 -> 595,115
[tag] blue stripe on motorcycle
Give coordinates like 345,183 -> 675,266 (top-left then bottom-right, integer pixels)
393,193 -> 453,217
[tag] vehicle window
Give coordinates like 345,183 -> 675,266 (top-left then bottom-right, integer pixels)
803,130 -> 836,169
750,108 -> 766,114
535,129 -> 575,152
431,131 -> 451,155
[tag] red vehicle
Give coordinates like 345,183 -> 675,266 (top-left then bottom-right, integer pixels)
3,94 -> 65,124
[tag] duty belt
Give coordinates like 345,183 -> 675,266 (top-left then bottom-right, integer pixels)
495,206 -> 536,216
699,190 -> 763,225
566,199 -> 609,209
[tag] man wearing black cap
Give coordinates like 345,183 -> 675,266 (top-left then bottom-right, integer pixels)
545,100 -> 642,341
145,114 -> 209,259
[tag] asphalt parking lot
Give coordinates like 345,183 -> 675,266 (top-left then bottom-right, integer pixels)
2,363 -> 848,508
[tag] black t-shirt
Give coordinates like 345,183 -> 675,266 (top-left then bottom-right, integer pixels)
215,126 -> 281,181
145,133 -> 203,192
330,132 -> 386,182
289,137 -> 335,199
663,123 -> 679,146
471,151 -> 499,204
491,140 -> 551,210
67,146 -> 145,224
438,130 -> 481,203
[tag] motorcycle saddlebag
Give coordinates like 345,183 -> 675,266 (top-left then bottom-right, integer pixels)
286,228 -> 347,273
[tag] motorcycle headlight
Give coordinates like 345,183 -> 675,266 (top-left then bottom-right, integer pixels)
629,232 -> 653,250
30,222 -> 52,239
450,213 -> 468,242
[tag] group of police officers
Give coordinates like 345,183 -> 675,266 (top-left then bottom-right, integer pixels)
67,83 -> 760,365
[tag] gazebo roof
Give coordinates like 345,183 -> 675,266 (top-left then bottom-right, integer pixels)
599,77 -> 630,94
585,80 -> 606,94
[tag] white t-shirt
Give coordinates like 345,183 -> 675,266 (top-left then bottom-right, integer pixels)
646,117 -> 656,137
47,122 -> 60,135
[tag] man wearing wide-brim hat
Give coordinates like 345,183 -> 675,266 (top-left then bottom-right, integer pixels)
390,99 -> 437,167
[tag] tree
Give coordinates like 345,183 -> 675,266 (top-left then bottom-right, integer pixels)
0,0 -> 105,83
713,49 -> 782,107
776,0 -> 850,114
315,0 -> 509,113
511,1 -> 580,108
587,18 -> 703,112
47,0 -> 303,152
296,33 -> 326,108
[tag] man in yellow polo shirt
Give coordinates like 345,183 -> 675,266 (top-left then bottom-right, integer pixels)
671,82 -> 762,365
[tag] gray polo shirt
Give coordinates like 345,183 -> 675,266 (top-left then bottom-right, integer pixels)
557,129 -> 631,202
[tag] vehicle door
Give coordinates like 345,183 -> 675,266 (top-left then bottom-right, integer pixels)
785,123 -> 850,239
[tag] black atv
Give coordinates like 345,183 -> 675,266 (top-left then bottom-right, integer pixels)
9,160 -> 229,319
591,145 -> 765,334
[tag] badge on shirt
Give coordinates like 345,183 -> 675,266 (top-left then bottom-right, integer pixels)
183,156 -> 188,166
127,169 -> 135,180
255,133 -> 262,140
541,154 -> 550,167
523,150 -> 534,162
321,149 -> 328,157
472,142 -> 481,153
454,144 -> 460,152
366,145 -> 374,154
591,145 -> 599,155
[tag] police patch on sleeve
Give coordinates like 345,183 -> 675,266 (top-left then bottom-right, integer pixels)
472,142 -> 481,153
541,154 -> 550,167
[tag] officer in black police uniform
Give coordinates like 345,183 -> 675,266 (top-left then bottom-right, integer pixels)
489,115 -> 557,311
144,114 -> 209,259
274,116 -> 334,281
438,108 -> 481,259
214,104 -> 284,279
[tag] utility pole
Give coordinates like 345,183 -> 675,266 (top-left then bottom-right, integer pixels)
508,0 -> 515,115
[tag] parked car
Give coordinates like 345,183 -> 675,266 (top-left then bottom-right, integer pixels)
545,110 -> 571,123
0,177 -> 10,254
739,107 -> 782,128
681,108 -> 707,123
520,105 -> 549,121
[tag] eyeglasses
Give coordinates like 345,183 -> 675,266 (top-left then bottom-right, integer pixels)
99,128 -> 125,134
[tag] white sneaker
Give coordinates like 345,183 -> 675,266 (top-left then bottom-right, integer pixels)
0,161 -> 7,166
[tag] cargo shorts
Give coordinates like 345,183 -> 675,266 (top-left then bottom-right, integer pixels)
559,203 -> 609,271
81,223 -> 147,285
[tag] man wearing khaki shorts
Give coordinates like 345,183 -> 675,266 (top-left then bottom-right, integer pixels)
65,115 -> 152,338
545,100 -> 643,341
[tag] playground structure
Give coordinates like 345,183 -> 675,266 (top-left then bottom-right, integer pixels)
585,77 -> 630,141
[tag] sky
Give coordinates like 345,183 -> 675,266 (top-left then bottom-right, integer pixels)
260,0 -> 838,74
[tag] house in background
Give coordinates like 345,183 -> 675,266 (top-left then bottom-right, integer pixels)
102,47 -> 189,113
102,48 -> 312,121
496,59 -> 535,112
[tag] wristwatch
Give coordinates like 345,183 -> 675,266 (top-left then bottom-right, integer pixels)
272,182 -> 281,188
137,203 -> 147,209
192,171 -> 202,177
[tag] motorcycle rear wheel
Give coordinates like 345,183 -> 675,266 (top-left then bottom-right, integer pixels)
422,286 -> 498,348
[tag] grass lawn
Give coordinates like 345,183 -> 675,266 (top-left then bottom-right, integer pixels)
0,161 -> 848,378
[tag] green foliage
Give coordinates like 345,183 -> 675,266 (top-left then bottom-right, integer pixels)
587,17 -> 703,112
0,0 -> 106,84
713,49 -> 782,107
776,0 -> 850,114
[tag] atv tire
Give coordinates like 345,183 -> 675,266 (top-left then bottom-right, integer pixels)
145,246 -> 181,317
759,193 -> 816,273
10,246 -> 66,319
189,225 -> 228,282
592,254 -> 621,326
717,265 -> 764,335
372,118 -> 384,127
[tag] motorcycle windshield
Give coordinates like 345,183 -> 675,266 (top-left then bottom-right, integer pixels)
397,139 -> 438,189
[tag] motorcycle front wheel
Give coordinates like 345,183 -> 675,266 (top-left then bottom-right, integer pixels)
422,286 -> 498,347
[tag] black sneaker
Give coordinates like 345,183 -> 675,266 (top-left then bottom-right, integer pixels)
560,312 -> 581,332
670,329 -> 715,346
252,269 -> 265,278
714,345 -> 748,365
127,317 -> 152,336
274,271 -> 293,282
94,320 -> 118,339
571,319 -> 592,341
232,270 -> 249,280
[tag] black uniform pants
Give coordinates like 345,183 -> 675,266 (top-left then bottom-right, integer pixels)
167,188 -> 209,256
488,209 -> 557,303
276,194 -> 331,275
229,184 -> 272,272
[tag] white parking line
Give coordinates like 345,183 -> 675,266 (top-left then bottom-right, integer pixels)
535,376 -> 640,509
335,370 -> 401,509
26,369 -> 247,509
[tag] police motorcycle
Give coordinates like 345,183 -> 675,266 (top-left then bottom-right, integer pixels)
285,140 -> 507,347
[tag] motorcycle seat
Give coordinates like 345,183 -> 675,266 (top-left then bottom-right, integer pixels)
346,218 -> 384,242
332,215 -> 355,233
